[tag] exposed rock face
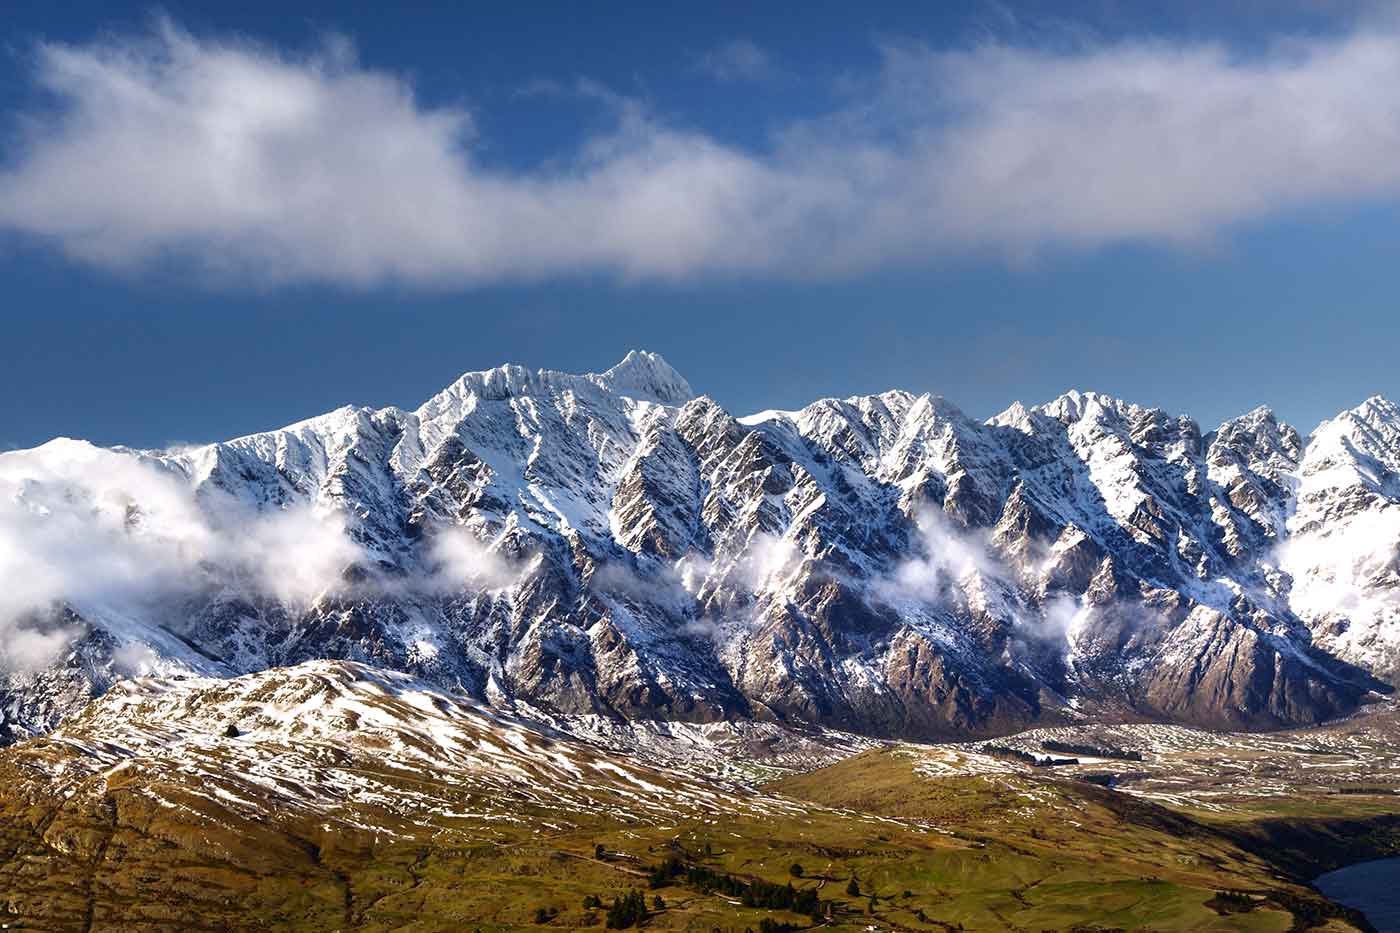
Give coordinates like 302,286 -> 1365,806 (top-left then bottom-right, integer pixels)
0,352 -> 1393,741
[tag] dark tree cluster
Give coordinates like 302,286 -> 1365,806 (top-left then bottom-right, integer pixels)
756,919 -> 801,933
1041,740 -> 1143,761
981,744 -> 1077,767
605,890 -> 650,929
647,856 -> 824,919
742,878 -> 821,915
1204,890 -> 1256,915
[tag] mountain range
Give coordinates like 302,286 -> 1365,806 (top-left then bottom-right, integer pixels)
4,350 -> 1398,743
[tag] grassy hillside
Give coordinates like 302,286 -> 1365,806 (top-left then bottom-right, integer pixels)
0,664 -> 1395,931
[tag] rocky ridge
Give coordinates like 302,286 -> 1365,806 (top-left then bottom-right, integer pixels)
1,351 -> 1395,742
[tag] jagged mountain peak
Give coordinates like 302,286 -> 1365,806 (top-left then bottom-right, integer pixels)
1036,388 -> 1151,426
1208,406 -> 1302,468
742,387 -> 924,425
1306,394 -> 1399,443
1330,394 -> 1400,435
1356,393 -> 1400,416
1306,393 -> 1400,468
905,392 -> 970,422
987,399 -> 1031,427
1212,405 -> 1285,437
1232,404 -> 1281,425
597,349 -> 695,405
416,350 -> 694,424
241,402 -> 403,442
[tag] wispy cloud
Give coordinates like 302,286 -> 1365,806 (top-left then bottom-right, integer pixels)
696,38 -> 778,83
0,439 -> 361,671
0,439 -> 517,674
5,19 -> 1400,287
877,508 -> 994,604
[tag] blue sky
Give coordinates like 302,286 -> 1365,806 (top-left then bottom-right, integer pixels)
2,0 -> 1399,449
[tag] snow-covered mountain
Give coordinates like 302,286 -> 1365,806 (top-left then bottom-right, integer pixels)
2,351 -> 1395,742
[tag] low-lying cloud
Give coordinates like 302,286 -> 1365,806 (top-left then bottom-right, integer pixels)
0,440 -> 512,674
5,19 -> 1400,286
427,525 -> 519,591
878,508 -> 1101,648
1277,510 -> 1400,626
0,440 -> 359,671
879,508 -> 996,604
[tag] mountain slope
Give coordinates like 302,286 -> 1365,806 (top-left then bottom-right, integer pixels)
0,352 -> 1392,741
0,659 -> 1375,932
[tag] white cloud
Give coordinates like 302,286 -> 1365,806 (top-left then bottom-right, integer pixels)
878,508 -> 1100,647
4,20 -> 1400,285
880,508 -> 997,603
0,439 -> 365,672
111,641 -> 161,677
669,533 -> 800,597
739,532 -> 800,588
697,39 -> 777,83
1037,592 -> 1087,642
425,525 -> 517,591
221,504 -> 362,606
0,626 -> 76,675
1278,509 -> 1400,627
0,437 -> 552,675
0,441 -> 209,671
